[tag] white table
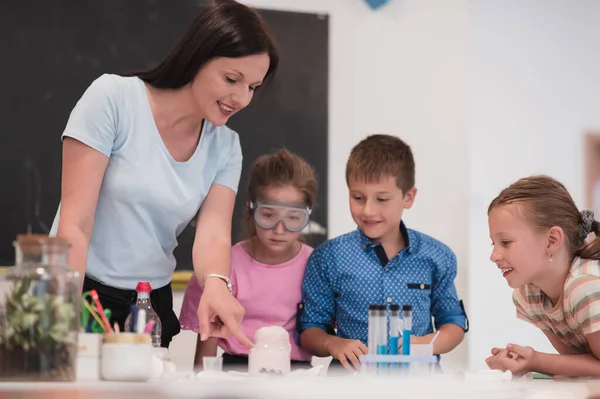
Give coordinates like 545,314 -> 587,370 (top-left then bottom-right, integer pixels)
0,375 -> 598,399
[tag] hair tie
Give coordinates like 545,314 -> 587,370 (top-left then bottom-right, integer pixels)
580,209 -> 595,241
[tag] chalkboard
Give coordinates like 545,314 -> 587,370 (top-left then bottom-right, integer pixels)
0,1 -> 329,271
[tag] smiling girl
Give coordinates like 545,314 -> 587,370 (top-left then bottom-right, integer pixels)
487,175 -> 600,377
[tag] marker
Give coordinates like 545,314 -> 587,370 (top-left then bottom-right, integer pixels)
129,305 -> 138,333
136,309 -> 147,334
89,290 -> 113,333
82,299 -> 106,333
401,305 -> 412,356
143,320 -> 156,334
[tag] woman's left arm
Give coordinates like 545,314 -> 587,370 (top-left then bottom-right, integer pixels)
192,184 -> 235,281
193,183 -> 252,347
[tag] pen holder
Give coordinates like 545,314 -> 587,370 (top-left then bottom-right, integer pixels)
100,333 -> 153,382
76,332 -> 101,380
359,354 -> 440,376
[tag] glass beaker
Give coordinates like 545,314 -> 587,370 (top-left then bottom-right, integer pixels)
0,234 -> 80,381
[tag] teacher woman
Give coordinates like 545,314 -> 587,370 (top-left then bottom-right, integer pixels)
50,0 -> 279,348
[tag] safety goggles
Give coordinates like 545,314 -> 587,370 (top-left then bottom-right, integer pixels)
250,201 -> 312,233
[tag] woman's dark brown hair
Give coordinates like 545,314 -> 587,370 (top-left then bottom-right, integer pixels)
130,0 -> 279,89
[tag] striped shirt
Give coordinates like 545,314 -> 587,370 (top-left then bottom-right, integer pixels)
513,257 -> 600,352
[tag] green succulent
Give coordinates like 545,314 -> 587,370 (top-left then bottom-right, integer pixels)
1,278 -> 76,351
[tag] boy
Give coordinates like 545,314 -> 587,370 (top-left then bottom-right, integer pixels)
298,134 -> 468,372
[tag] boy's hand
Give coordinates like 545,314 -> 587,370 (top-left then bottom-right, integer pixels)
325,336 -> 368,371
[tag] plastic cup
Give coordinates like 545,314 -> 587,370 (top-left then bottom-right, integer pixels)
202,356 -> 223,373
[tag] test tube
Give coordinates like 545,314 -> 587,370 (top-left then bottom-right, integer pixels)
389,304 -> 400,355
377,305 -> 387,355
402,305 -> 413,356
368,304 -> 378,355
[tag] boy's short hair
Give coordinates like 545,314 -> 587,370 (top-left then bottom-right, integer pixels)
345,134 -> 415,193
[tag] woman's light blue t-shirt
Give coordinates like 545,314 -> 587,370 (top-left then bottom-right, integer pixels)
50,74 -> 243,290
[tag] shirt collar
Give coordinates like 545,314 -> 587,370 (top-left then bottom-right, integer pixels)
358,220 -> 414,254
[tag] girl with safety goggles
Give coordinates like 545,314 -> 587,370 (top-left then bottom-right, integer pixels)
180,149 -> 318,372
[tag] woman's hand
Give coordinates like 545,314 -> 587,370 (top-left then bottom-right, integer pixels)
196,277 -> 253,348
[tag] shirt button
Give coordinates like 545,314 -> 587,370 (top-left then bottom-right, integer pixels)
420,284 -> 425,289
384,267 -> 389,272
386,297 -> 392,303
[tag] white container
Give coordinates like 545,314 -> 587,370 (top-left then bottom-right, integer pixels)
100,333 -> 153,382
76,332 -> 101,380
410,343 -> 433,357
248,326 -> 291,376
151,347 -> 172,379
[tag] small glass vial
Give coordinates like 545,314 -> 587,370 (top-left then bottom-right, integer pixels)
248,326 -> 291,376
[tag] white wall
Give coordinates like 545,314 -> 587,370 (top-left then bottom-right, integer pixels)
468,0 -> 600,368
170,0 -> 470,370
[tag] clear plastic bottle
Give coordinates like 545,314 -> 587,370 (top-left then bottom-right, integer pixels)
124,282 -> 162,347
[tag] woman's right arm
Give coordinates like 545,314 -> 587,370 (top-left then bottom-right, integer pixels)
56,138 -> 109,277
54,74 -> 119,277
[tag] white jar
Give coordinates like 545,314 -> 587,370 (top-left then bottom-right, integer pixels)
100,333 -> 153,382
248,326 -> 291,376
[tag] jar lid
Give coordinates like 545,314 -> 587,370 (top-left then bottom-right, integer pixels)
15,234 -> 70,253
103,333 -> 152,345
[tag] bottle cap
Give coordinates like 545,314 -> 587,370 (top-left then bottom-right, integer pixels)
368,304 -> 378,310
136,282 -> 152,293
390,304 -> 400,311
378,304 -> 386,310
402,304 -> 412,311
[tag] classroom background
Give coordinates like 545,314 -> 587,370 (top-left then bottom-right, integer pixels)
1,0 -> 600,373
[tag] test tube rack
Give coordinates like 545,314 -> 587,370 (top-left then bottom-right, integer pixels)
359,354 -> 440,376
359,354 -> 439,365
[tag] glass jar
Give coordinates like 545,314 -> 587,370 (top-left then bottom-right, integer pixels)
0,234 -> 80,381
248,326 -> 291,376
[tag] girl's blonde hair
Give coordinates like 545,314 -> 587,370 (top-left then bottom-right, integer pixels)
488,175 -> 600,260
